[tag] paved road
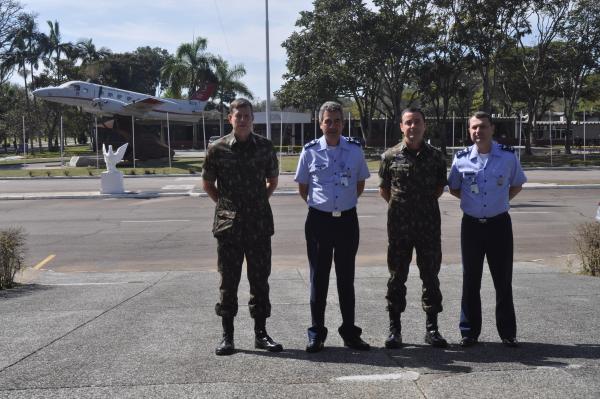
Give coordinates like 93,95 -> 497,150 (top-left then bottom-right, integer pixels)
0,167 -> 599,196
0,189 -> 597,273
1,175 -> 599,398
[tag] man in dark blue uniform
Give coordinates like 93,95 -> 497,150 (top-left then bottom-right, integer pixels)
448,111 -> 527,348
295,101 -> 371,353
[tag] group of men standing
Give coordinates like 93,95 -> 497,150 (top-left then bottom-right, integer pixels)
202,99 -> 526,356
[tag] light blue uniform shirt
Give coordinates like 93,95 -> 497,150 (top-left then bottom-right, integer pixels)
295,136 -> 370,212
448,141 -> 527,218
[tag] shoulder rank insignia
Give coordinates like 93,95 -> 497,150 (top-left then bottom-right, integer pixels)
499,144 -> 515,152
456,147 -> 470,158
346,136 -> 363,146
304,139 -> 319,149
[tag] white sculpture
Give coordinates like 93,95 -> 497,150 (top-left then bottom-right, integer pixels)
101,143 -> 128,194
102,143 -> 128,173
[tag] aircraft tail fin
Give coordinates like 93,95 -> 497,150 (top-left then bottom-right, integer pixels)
190,82 -> 216,101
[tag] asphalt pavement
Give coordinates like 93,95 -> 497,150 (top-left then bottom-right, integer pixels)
0,167 -> 599,200
2,263 -> 599,398
0,168 -> 599,398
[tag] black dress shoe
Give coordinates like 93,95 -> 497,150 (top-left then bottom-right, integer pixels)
425,330 -> 448,348
460,336 -> 478,348
306,338 -> 324,353
255,332 -> 283,352
502,337 -> 519,348
385,331 -> 402,349
215,336 -> 235,356
343,336 -> 370,351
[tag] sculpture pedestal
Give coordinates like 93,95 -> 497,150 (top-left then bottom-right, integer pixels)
101,171 -> 125,194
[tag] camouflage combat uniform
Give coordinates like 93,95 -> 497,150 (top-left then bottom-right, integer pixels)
202,132 -> 279,319
378,142 -> 448,315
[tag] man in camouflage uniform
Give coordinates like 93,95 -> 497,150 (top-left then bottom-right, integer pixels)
378,107 -> 448,349
202,98 -> 283,356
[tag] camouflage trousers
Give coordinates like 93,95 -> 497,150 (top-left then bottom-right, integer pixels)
386,228 -> 443,315
215,235 -> 272,319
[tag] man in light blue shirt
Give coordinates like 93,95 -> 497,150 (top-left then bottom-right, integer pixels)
448,111 -> 527,348
295,101 -> 370,353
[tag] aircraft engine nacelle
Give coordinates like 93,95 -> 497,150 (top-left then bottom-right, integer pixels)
91,98 -> 128,115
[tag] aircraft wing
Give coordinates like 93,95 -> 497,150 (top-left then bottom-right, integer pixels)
124,97 -> 175,113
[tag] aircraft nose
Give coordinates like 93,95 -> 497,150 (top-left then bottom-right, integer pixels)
32,88 -> 53,97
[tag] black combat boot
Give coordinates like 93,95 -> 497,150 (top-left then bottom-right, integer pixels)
254,317 -> 283,352
385,311 -> 402,349
215,317 -> 235,356
424,313 -> 448,348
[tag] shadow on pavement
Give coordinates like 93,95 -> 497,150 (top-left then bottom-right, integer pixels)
0,284 -> 53,299
237,342 -> 600,374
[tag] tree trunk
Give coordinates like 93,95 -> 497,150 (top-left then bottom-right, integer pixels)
564,116 -> 572,155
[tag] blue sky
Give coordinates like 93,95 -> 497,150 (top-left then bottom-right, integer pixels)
19,0 -> 317,100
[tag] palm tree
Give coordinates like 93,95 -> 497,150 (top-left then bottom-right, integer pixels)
75,38 -> 110,80
44,20 -> 73,82
76,38 -> 110,66
160,37 -> 216,99
213,56 -> 253,136
9,13 -> 43,107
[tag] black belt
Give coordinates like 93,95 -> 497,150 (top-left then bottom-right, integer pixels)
309,207 -> 356,218
463,212 -> 508,224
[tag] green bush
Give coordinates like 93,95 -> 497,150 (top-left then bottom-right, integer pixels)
574,222 -> 600,277
0,227 -> 27,289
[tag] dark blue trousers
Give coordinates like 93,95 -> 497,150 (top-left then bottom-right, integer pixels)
305,207 -> 361,341
459,212 -> 516,340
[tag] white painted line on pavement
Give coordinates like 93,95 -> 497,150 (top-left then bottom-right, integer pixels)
334,371 -> 420,382
39,282 -> 133,286
161,185 -> 195,190
511,211 -> 552,214
121,220 -> 191,223
175,177 -> 202,181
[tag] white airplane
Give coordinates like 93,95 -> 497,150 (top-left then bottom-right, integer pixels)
33,81 -> 215,123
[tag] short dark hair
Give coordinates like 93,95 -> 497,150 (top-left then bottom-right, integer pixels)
469,111 -> 493,127
400,107 -> 426,122
319,101 -> 344,123
229,98 -> 253,115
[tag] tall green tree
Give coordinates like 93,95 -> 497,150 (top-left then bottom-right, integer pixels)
160,37 -> 216,99
451,0 -> 529,113
212,56 -> 252,136
278,0 -> 381,142
512,0 -> 572,154
417,3 -> 471,153
43,20 -> 74,82
95,47 -> 170,95
0,0 -> 24,84
371,0 -> 437,137
556,0 -> 600,154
